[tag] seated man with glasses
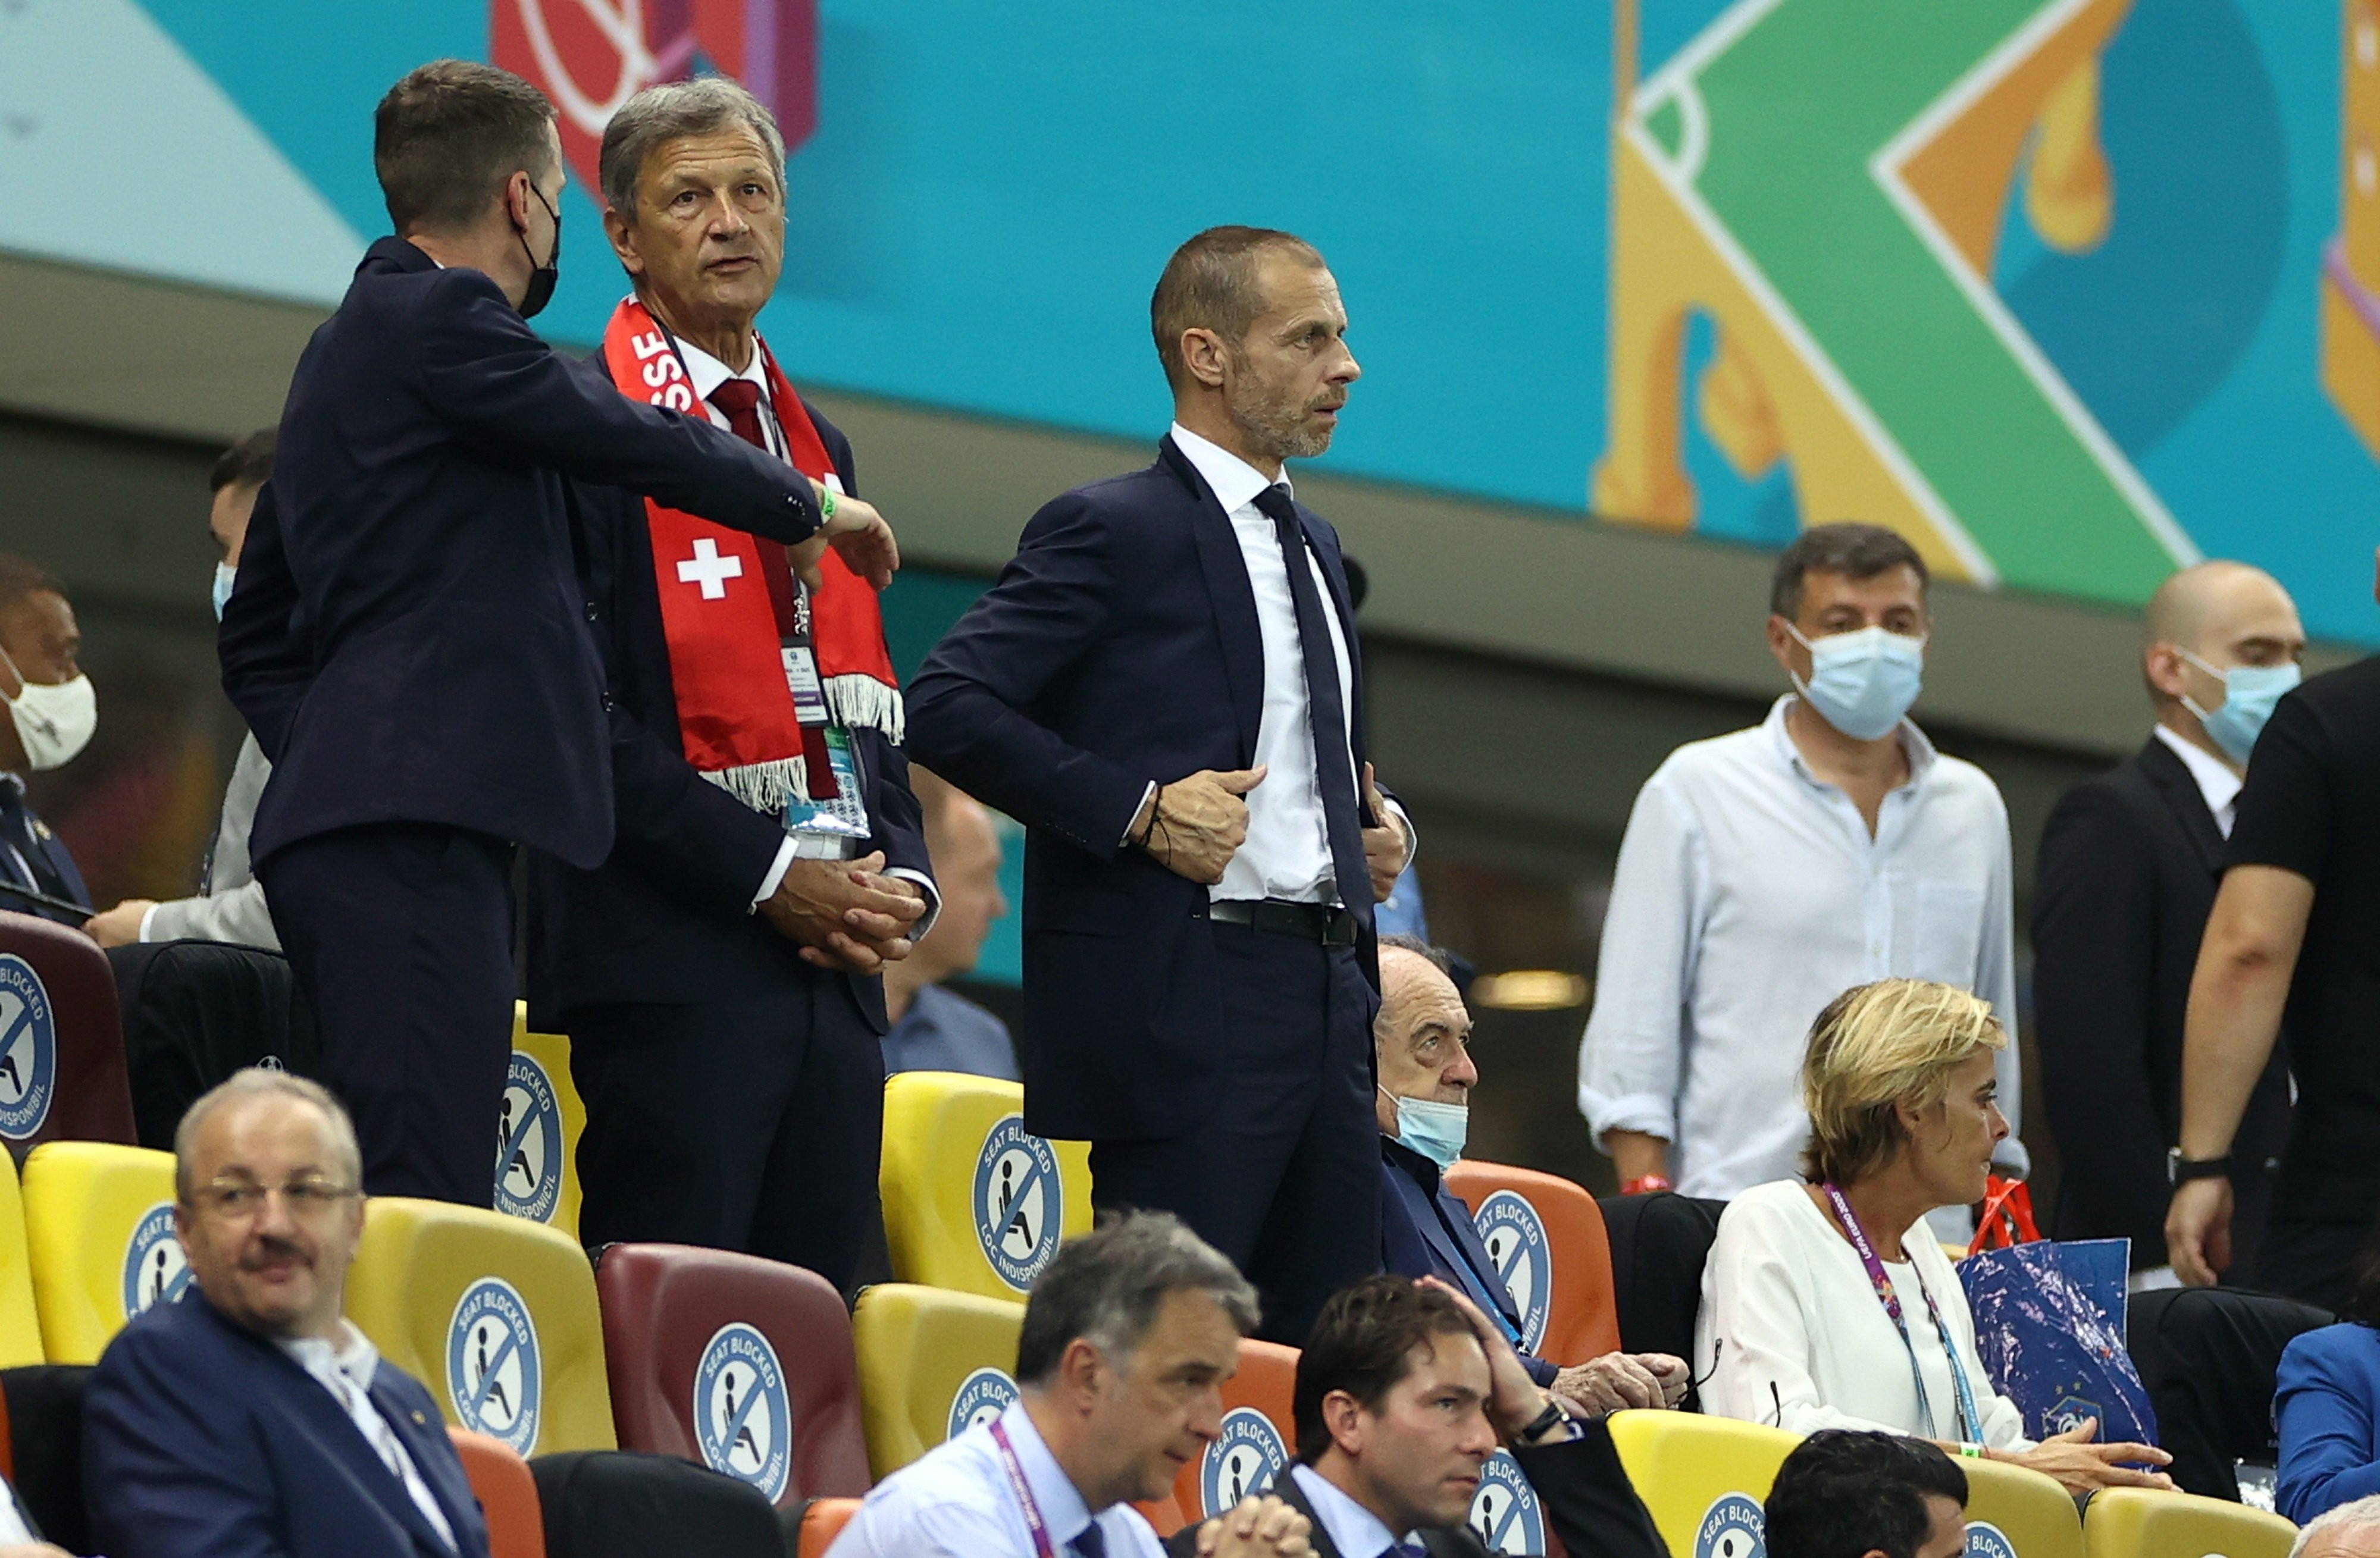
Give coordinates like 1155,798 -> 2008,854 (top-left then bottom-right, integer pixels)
84,1070 -> 490,1558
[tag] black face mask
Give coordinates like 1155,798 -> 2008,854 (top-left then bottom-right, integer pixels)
516,182 -> 560,319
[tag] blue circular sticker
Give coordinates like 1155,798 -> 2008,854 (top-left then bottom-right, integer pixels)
1964,1522 -> 2016,1558
493,1050 -> 564,1223
947,1365 -> 1017,1441
1198,1407 -> 1288,1518
693,1322 -> 792,1503
0,954 -> 57,1141
1467,1451 -> 1547,1554
1471,1189 -> 1552,1352
447,1277 -> 542,1453
972,1116 -> 1063,1291
120,1202 -> 190,1318
1695,1491 -> 1767,1558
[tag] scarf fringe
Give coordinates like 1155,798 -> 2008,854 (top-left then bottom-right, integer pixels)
823,673 -> 906,744
700,756 -> 809,815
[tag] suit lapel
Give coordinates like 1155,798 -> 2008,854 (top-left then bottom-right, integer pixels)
2137,736 -> 2226,876
371,1375 -> 479,1556
1273,1468 -> 1349,1558
1160,437 -> 1265,766
1436,1186 -> 1531,1342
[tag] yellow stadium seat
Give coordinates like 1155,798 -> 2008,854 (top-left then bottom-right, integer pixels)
2081,1487 -> 2296,1558
1607,1409 -> 1795,1558
0,1149 -> 43,1366
348,1196 -> 613,1458
1961,1453 -> 2082,1558
20,1142 -> 181,1365
498,1003 -> 583,1240
879,1073 -> 1091,1302
851,1281 -> 1024,1481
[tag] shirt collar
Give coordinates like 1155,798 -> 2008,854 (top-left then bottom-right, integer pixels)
671,330 -> 771,406
1764,694 -> 1935,792
1170,422 -> 1290,515
1290,1463 -> 1419,1558
2152,723 -> 2243,821
995,1399 -> 1099,1549
275,1318 -> 381,1390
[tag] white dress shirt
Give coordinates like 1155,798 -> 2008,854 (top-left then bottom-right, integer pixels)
1289,1463 -> 1419,1558
277,1321 -> 458,1552
1698,1181 -> 2032,1449
2152,723 -> 2243,838
1577,696 -> 2025,1199
826,1399 -> 1165,1558
668,332 -> 938,937
1164,424 -> 1410,902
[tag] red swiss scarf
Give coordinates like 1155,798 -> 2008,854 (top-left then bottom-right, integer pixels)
599,296 -> 901,812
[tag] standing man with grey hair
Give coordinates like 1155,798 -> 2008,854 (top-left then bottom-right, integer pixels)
84,1071 -> 490,1557
1578,523 -> 2025,1211
2296,1495 -> 2380,1558
220,59 -> 899,1209
910,227 -> 1416,1345
831,1211 -> 1312,1557
526,76 -> 931,1285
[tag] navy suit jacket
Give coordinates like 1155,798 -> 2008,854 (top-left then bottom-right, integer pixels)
84,1290 -> 491,1558
1379,1139 -> 1560,1387
0,781 -> 89,923
220,237 -> 825,870
525,390 -> 928,1027
907,437 -> 1379,1140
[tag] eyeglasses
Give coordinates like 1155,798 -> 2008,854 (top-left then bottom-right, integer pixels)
186,1178 -> 360,1221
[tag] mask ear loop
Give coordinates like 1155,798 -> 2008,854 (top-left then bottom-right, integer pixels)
2167,644 -> 2227,725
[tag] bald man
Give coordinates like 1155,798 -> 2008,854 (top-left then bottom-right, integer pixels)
2032,562 -> 2304,1288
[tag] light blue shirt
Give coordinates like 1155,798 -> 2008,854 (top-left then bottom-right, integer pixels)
826,1399 -> 1166,1558
1289,1463 -> 1418,1558
882,982 -> 1019,1082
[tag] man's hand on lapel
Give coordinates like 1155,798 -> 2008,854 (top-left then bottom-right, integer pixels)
1360,763 -> 1411,904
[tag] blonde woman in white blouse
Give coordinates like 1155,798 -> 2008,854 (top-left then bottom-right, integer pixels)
1696,979 -> 2176,1497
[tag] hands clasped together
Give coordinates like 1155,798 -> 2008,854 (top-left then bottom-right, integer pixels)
757,850 -> 925,973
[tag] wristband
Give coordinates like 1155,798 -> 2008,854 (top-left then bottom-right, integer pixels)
1513,1398 -> 1567,1444
1621,1174 -> 1674,1196
1958,1442 -> 1983,1459
819,485 -> 837,524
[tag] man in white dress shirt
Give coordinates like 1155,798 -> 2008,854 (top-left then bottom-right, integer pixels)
1577,523 -> 2025,1204
830,1212 -> 1312,1558
910,227 -> 1413,1344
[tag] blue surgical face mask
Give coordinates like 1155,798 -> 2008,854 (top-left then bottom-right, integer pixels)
2177,649 -> 2300,767
1787,623 -> 1925,742
212,562 -> 237,622
1380,1087 -> 1468,1170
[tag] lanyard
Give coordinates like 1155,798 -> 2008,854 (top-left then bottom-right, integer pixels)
1819,1182 -> 1980,1442
988,1416 -> 1060,1558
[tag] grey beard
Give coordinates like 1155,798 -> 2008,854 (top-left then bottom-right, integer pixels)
1226,380 -> 1330,463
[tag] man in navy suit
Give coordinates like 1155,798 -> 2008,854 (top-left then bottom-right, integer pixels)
1372,937 -> 1687,1418
909,227 -> 1416,1343
85,1070 -> 487,1558
527,79 -> 930,1287
219,61 -> 897,1207
0,557 -> 93,924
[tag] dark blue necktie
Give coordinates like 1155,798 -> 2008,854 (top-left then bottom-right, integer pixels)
1251,484 -> 1370,908
1390,1543 -> 1430,1558
0,785 -> 65,901
1069,1523 -> 1108,1558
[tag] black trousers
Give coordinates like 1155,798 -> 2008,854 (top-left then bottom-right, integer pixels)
258,823 -> 516,1206
1089,921 -> 1380,1346
566,970 -> 885,1291
2128,1285 -> 2335,1499
2257,1215 -> 2369,1313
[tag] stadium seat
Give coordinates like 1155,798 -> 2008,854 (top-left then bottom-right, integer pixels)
1444,1161 -> 1622,1363
1173,1338 -> 1297,1524
347,1196 -> 615,1457
851,1280 -> 1024,1479
794,1497 -> 860,1558
1961,1453 -> 2083,1558
20,1142 -> 180,1365
594,1242 -> 869,1507
1607,1407 -> 1796,1558
0,910 -> 136,1162
0,1149 -> 43,1367
450,1427 -> 547,1558
2080,1487 -> 2297,1558
499,1002 -> 583,1239
879,1071 -> 1092,1302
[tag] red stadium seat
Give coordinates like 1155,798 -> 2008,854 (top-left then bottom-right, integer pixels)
594,1243 -> 869,1509
450,1427 -> 547,1558
1443,1161 -> 1622,1365
1172,1338 -> 1297,1525
0,911 -> 134,1161
793,1497 -> 860,1557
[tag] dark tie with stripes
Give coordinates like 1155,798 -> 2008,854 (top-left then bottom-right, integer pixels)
1250,483 -> 1369,907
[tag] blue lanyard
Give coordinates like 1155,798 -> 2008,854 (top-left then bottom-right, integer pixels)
1820,1183 -> 1981,1442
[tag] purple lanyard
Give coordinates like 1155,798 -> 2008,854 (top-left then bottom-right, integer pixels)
1819,1182 -> 1980,1442
987,1416 -> 1060,1558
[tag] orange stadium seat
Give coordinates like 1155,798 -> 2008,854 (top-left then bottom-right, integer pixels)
1173,1338 -> 1297,1526
1443,1161 -> 1621,1363
794,1496 -> 860,1556
0,911 -> 135,1162
450,1427 -> 547,1558
594,1242 -> 869,1509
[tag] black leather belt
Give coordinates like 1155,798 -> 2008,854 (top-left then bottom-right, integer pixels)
1208,898 -> 1360,946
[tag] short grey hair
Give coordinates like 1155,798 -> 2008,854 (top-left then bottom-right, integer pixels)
1014,1211 -> 1258,1385
173,1070 -> 363,1202
599,76 -> 787,218
1378,934 -> 1452,977
2293,1494 -> 2380,1557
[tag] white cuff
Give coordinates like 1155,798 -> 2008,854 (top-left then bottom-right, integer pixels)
1381,798 -> 1418,872
885,867 -> 941,942
751,836 -> 801,911
1120,781 -> 1158,848
1580,1089 -> 1677,1152
137,902 -> 162,942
